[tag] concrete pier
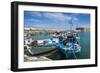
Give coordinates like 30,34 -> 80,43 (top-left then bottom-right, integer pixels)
24,55 -> 52,62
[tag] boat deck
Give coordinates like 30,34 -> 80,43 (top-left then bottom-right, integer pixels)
24,46 -> 57,56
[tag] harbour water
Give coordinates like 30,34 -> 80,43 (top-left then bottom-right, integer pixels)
29,32 -> 90,60
78,32 -> 90,59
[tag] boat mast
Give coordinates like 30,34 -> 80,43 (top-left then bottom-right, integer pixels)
69,18 -> 73,32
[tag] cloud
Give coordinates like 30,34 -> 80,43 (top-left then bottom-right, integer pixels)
31,12 -> 43,17
25,18 -> 41,23
44,13 -> 66,21
24,11 -> 81,30
25,11 -> 78,24
26,11 -> 42,17
43,12 -> 73,22
80,24 -> 90,28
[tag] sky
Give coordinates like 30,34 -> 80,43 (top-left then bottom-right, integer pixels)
24,11 -> 90,30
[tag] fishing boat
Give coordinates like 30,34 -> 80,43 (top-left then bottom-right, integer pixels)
57,35 -> 81,58
24,35 -> 58,56
57,18 -> 81,59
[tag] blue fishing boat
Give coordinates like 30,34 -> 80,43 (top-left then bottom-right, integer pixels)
57,35 -> 81,58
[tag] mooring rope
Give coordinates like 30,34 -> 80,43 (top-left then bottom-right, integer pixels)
72,46 -> 77,59
72,38 -> 77,59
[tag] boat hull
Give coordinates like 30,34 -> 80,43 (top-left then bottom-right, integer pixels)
58,43 -> 81,59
